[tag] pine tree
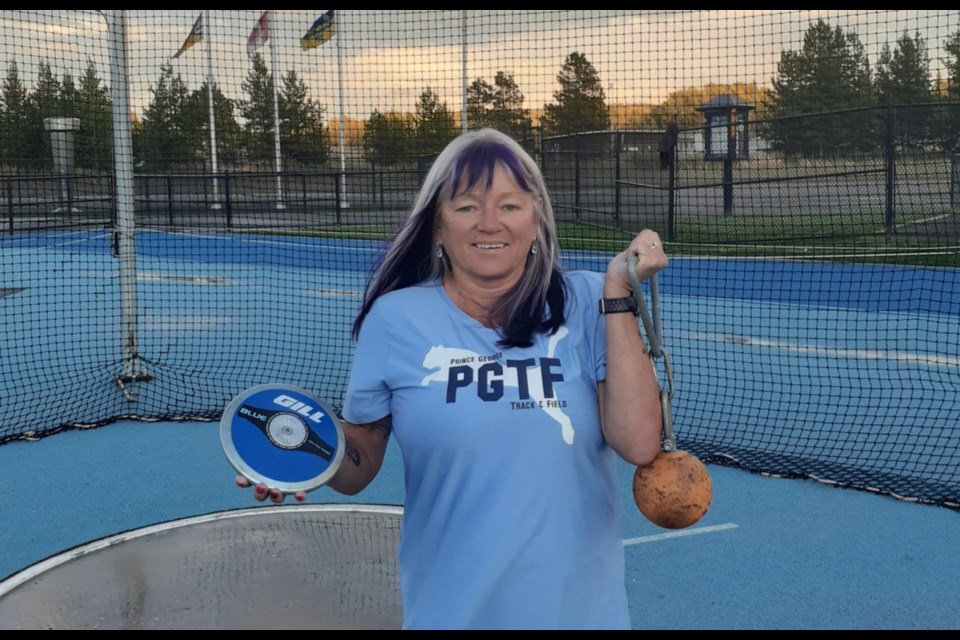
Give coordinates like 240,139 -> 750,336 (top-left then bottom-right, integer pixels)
279,70 -> 329,167
877,32 -> 933,146
137,64 -> 190,170
541,52 -> 610,136
1,62 -> 44,170
182,81 -> 243,167
943,31 -> 960,149
239,54 -> 276,166
490,72 -> 531,140
30,62 -> 63,170
364,109 -> 415,165
415,87 -> 455,155
75,62 -> 113,171
466,78 -> 495,130
59,73 -> 78,119
766,20 -> 877,156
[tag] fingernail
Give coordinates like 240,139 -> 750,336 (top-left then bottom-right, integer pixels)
255,486 -> 266,495
295,494 -> 305,502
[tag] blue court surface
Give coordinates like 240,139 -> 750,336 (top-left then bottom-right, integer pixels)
1,230 -> 958,628
0,420 -> 957,629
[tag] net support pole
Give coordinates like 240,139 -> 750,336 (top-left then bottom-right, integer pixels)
109,10 -> 150,388
335,15 -> 348,210
205,10 -> 222,211
461,11 -> 468,134
269,11 -> 285,210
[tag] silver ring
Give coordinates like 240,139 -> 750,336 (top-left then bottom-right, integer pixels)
649,241 -> 659,249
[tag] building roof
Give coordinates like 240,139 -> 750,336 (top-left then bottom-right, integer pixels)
695,95 -> 756,112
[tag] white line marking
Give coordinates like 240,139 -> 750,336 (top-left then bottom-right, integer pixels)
657,243 -> 960,261
623,523 -> 738,546
0,232 -> 110,252
41,232 -> 112,249
148,229 -> 385,254
142,316 -> 236,330
896,212 -> 956,228
138,273 -> 234,286
307,288 -> 363,297
688,332 -> 960,367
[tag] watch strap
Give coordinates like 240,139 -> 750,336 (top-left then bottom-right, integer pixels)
599,297 -> 638,315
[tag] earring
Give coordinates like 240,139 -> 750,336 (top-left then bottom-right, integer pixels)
530,241 -> 539,255
436,244 -> 444,259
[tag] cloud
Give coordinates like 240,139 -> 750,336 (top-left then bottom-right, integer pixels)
2,10 -> 957,118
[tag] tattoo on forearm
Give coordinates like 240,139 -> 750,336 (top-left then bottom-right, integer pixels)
366,418 -> 392,440
346,443 -> 361,466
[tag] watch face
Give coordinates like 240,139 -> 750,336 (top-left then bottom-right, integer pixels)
221,384 -> 345,493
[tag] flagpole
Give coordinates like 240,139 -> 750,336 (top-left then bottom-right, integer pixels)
335,13 -> 348,209
204,10 -> 221,210
461,10 -> 467,134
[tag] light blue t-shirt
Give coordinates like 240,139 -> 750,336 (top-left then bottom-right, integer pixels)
343,270 -> 629,630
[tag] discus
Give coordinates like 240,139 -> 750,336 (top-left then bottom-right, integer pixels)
626,255 -> 713,529
220,383 -> 345,494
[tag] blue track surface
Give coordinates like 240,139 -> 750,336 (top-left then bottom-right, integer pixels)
7,230 -> 959,313
2,230 -> 959,627
0,419 -> 957,629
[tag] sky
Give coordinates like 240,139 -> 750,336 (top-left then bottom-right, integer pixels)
0,10 -> 958,120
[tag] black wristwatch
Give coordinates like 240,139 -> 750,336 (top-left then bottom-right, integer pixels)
599,296 -> 639,315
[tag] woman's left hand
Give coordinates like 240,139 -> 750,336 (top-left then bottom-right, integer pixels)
604,230 -> 668,296
235,475 -> 308,504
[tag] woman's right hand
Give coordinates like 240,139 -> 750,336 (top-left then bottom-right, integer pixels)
235,475 -> 307,504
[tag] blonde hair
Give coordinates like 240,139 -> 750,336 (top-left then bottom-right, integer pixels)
354,129 -> 566,347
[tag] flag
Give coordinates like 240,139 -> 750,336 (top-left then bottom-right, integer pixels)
172,14 -> 203,59
300,10 -> 336,50
247,11 -> 269,60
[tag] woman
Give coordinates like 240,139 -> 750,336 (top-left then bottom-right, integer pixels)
241,129 -> 666,629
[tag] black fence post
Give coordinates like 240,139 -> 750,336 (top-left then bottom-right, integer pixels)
334,172 -> 342,226
885,106 -> 896,236
379,168 -> 385,213
302,174 -> 308,215
667,150 -> 676,243
65,174 -> 74,224
166,175 -> 174,227
142,174 -> 151,221
614,132 -> 622,228
952,153 -> 959,211
224,172 -> 233,228
110,173 -> 117,230
723,114 -> 735,218
110,173 -> 118,258
417,157 -> 427,188
574,149 -> 581,222
15,167 -> 22,228
6,179 -> 13,233
368,171 -> 375,215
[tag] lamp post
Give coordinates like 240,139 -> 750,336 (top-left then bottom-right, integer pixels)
696,95 -> 754,217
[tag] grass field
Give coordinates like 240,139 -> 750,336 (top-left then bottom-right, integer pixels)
259,215 -> 959,268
